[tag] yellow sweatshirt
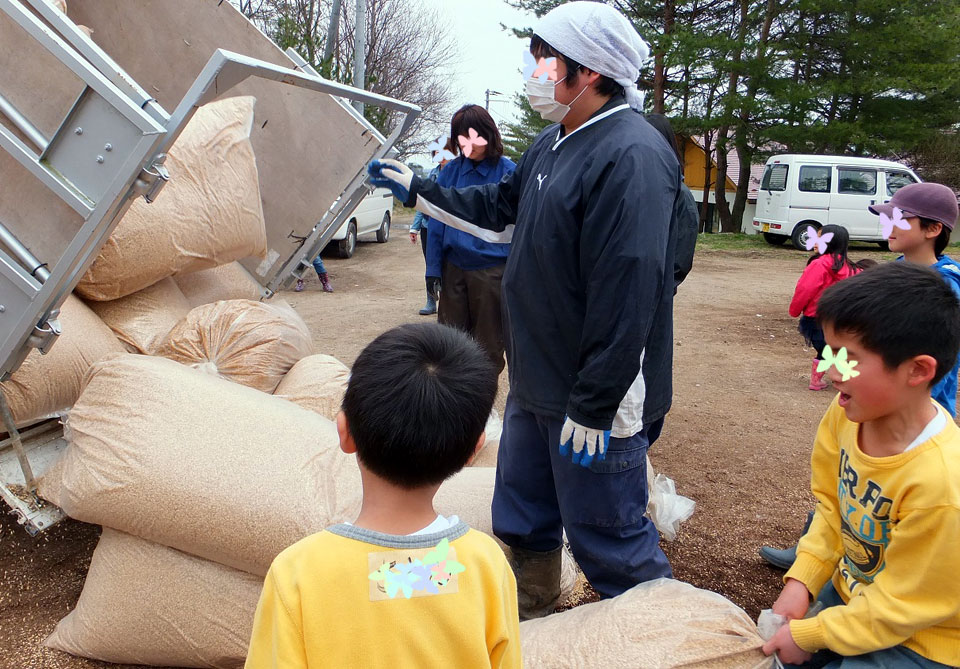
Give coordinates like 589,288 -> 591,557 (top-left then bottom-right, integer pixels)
786,397 -> 960,663
245,522 -> 521,668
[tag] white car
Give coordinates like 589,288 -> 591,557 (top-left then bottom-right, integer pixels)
326,187 -> 394,258
752,154 -> 920,250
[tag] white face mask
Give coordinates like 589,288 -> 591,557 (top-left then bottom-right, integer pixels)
525,76 -> 589,123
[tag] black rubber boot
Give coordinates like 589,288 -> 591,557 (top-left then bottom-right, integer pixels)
759,511 -> 815,570
419,278 -> 439,315
507,546 -> 562,621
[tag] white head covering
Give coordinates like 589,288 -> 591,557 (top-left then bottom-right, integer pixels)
534,1 -> 651,111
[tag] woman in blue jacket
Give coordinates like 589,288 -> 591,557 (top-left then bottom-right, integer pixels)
426,105 -> 515,372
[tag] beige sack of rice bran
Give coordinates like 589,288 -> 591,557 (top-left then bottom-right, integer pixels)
85,277 -> 191,355
161,299 -> 313,393
273,354 -> 350,421
75,96 -> 267,301
0,295 -> 124,425
39,354 -> 361,575
175,262 -> 263,308
521,578 -> 773,669
45,529 -> 260,668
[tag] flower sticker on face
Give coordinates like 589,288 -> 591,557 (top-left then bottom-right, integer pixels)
818,345 -> 860,382
427,135 -> 456,164
522,50 -> 557,82
880,207 -> 911,240
805,226 -> 834,254
458,128 -> 488,159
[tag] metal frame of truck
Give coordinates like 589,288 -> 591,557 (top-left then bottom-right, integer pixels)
0,0 -> 419,534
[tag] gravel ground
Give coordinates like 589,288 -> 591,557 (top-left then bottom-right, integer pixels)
0,222 -> 905,667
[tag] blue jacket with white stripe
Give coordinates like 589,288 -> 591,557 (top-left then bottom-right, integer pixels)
424,155 -> 515,278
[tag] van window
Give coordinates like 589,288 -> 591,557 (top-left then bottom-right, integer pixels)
798,166 -> 831,193
886,171 -> 917,197
837,168 -> 877,195
760,164 -> 788,192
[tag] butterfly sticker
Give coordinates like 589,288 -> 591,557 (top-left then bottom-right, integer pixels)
458,128 -> 488,159
427,134 -> 456,164
817,345 -> 860,382
880,207 -> 911,239
521,50 -> 557,83
804,226 -> 834,254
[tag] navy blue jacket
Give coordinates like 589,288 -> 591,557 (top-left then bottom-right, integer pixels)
425,155 -> 515,278
408,96 -> 681,431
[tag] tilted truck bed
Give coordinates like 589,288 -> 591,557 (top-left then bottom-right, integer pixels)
0,0 -> 419,534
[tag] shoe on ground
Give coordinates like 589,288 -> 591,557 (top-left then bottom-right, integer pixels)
759,544 -> 797,570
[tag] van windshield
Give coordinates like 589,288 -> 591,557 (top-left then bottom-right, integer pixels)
760,164 -> 788,192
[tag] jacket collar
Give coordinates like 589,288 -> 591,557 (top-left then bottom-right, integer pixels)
459,156 -> 495,178
552,94 -> 630,151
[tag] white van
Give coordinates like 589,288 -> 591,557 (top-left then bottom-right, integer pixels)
326,187 -> 394,258
752,155 -> 920,249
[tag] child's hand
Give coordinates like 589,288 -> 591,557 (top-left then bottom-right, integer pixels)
410,232 -> 418,243
762,624 -> 812,665
772,578 -> 811,620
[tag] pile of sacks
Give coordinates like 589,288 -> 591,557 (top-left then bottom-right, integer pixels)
37,354 -> 583,667
0,96 -> 269,426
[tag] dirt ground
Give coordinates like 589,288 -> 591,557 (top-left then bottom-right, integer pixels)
0,218 -> 896,668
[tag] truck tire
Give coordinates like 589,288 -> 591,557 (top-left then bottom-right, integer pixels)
338,221 -> 357,258
791,221 -> 820,251
376,212 -> 390,243
763,232 -> 787,246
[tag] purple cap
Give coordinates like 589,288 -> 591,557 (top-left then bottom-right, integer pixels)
869,182 -> 959,230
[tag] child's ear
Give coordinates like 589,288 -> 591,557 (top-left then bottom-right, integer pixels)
923,221 -> 943,241
465,431 -> 486,466
907,355 -> 938,388
336,411 -> 357,455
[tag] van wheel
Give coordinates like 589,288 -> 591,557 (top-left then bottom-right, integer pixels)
791,222 -> 820,251
376,212 -> 390,243
338,221 -> 358,258
763,232 -> 787,246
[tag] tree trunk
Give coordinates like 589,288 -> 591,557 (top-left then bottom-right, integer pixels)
700,131 -> 715,234
714,129 -> 733,232
652,0 -> 675,113
714,0 -> 747,233
732,0 -> 779,228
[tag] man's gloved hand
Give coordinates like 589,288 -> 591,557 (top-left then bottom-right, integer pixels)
559,417 -> 610,468
368,159 -> 414,204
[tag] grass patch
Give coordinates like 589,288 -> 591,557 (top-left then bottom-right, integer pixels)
693,233 -> 770,251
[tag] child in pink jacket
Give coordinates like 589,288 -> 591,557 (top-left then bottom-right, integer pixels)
789,224 -> 860,390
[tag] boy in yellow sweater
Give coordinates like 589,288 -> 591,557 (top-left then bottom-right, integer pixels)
245,323 -> 521,668
762,262 -> 960,668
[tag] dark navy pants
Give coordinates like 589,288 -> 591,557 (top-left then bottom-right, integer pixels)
492,396 -> 672,598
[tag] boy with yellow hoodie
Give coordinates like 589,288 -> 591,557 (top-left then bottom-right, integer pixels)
763,262 -> 960,668
245,323 -> 521,668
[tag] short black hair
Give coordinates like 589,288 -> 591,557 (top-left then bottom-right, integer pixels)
342,323 -> 497,489
530,35 -> 625,99
919,217 -> 952,256
817,262 -> 960,385
451,104 -> 503,163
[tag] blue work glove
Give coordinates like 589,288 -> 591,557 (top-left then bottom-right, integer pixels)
367,159 -> 413,204
559,416 -> 610,468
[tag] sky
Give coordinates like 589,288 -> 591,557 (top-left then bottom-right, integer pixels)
418,0 -> 537,132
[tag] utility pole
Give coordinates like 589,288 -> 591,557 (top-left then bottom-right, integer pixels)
322,0 -> 342,67
485,89 -> 503,110
353,0 -> 366,114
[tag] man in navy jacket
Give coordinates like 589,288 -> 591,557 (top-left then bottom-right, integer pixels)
370,2 -> 681,619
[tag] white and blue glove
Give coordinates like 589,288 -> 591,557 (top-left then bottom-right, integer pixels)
367,159 -> 414,204
559,416 -> 610,468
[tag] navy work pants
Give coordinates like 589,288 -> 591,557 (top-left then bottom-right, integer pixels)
492,396 -> 672,598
